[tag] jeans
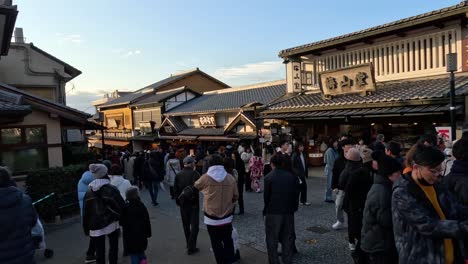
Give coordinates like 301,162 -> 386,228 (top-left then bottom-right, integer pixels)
130,253 -> 146,264
324,165 -> 333,201
180,206 -> 199,251
207,223 -> 234,264
147,181 -> 160,204
335,190 -> 345,223
265,214 -> 295,264
93,229 -> 120,264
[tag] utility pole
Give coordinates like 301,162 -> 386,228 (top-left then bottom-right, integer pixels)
447,53 -> 457,141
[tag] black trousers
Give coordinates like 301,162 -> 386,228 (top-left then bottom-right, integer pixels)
265,214 -> 295,264
93,228 -> 120,264
180,206 -> 199,251
237,182 -> 244,213
245,171 -> 252,191
170,186 -> 175,199
367,249 -> 398,264
299,179 -> 307,203
206,223 -> 234,264
86,237 -> 95,257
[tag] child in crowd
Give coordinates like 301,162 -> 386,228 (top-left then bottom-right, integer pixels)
121,186 -> 152,264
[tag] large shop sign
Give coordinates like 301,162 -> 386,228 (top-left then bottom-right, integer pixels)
199,114 -> 216,127
320,63 -> 376,97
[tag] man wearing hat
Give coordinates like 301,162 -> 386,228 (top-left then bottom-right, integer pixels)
83,164 -> 126,264
174,156 -> 201,255
361,155 -> 401,264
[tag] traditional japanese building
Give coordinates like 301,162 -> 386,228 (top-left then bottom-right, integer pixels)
90,68 -> 229,150
261,1 -> 468,157
160,80 -> 286,146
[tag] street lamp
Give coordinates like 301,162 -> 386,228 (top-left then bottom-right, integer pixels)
0,1 -> 18,56
447,53 -> 457,141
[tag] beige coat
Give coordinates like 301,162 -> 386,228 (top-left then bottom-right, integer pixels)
194,172 -> 238,218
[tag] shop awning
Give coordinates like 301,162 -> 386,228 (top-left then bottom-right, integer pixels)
260,104 -> 460,120
197,136 -> 240,142
88,139 -> 129,148
159,135 -> 197,140
129,135 -> 158,142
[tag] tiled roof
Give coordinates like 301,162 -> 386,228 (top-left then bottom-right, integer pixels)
0,101 -> 31,114
167,116 -> 187,132
167,81 -> 287,115
100,68 -> 228,108
279,2 -> 468,57
131,87 -> 192,107
179,128 -> 225,136
268,75 -> 468,110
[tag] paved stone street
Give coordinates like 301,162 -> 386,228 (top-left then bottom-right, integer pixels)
36,170 -> 352,264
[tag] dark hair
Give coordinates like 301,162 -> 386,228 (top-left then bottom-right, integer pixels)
339,138 -> 353,147
0,167 -> 12,187
209,154 -> 224,167
126,186 -> 140,202
418,133 -> 438,146
412,144 -> 445,168
223,157 -> 235,174
207,146 -> 216,155
270,154 -> 285,169
279,140 -> 289,147
168,152 -> 176,160
109,164 -> 123,175
328,138 -> 338,148
453,139 -> 468,161
385,141 -> 402,156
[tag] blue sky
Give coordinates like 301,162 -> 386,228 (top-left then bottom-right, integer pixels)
14,0 -> 457,112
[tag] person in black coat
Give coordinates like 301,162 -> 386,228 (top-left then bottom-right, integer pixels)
231,146 -> 245,215
361,155 -> 402,264
133,152 -> 145,188
263,155 -> 300,264
291,143 -> 310,206
121,186 -> 151,264
0,167 -> 37,264
445,138 -> 468,258
342,148 -> 373,264
174,156 -> 201,255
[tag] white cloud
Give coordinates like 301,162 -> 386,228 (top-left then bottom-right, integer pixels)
213,60 -> 284,85
112,48 -> 143,58
57,33 -> 83,44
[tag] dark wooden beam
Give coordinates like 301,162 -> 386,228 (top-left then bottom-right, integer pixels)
363,39 -> 374,45
311,52 -> 322,56
396,32 -> 406,38
434,23 -> 445,29
336,46 -> 346,51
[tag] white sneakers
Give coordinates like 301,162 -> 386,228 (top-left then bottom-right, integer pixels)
300,202 -> 311,206
332,221 -> 346,230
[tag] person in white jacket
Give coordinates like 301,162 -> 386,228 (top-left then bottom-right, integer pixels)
165,152 -> 182,200
109,164 -> 132,201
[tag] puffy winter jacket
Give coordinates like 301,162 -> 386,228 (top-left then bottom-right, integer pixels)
77,170 -> 94,214
392,173 -> 468,264
0,186 -> 37,264
110,175 -> 132,200
445,160 -> 468,258
361,174 -> 396,254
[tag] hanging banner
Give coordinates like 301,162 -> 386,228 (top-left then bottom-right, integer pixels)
435,126 -> 452,142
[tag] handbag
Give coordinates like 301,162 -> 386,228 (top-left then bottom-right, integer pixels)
177,171 -> 196,205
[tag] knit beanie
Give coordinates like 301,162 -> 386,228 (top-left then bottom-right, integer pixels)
346,148 -> 361,162
378,155 -> 402,177
89,163 -> 108,179
360,147 -> 373,163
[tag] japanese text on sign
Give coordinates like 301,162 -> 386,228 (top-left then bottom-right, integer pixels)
199,115 -> 216,127
320,64 -> 375,97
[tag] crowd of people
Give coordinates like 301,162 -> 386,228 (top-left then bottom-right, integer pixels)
3,131 -> 468,264
320,132 -> 468,264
